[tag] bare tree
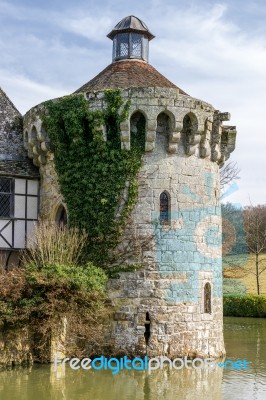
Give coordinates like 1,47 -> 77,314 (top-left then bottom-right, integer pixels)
222,203 -> 266,294
220,160 -> 240,190
222,202 -> 248,279
243,204 -> 266,295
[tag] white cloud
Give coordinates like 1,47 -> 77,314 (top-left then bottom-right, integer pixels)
58,15 -> 115,42
0,0 -> 265,205
0,69 -> 68,115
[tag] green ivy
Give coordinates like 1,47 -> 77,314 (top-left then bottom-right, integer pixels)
43,90 -> 144,266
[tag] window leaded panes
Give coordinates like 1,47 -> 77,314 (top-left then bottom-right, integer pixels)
113,32 -> 148,61
160,191 -> 170,224
117,33 -> 129,58
131,33 -> 142,57
0,178 -> 14,217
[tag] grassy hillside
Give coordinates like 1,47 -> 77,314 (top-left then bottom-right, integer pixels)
223,253 -> 266,295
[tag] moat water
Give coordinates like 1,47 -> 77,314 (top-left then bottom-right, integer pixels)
0,317 -> 266,400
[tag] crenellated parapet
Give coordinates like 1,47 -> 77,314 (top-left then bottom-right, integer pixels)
23,89 -> 236,169
23,109 -> 52,167
211,111 -> 236,166
87,88 -> 236,166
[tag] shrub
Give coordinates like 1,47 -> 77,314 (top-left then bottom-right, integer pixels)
0,222 -> 109,360
22,221 -> 88,268
223,294 -> 266,317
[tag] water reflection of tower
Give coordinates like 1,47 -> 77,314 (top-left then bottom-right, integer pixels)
144,375 -> 151,400
144,312 -> 151,349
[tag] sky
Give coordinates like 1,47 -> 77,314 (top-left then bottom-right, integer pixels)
0,0 -> 265,206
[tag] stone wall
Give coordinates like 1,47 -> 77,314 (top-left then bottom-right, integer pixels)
0,327 -> 33,369
0,88 -> 23,157
23,108 -> 64,219
87,87 -> 232,358
0,88 -> 39,178
107,154 -> 224,358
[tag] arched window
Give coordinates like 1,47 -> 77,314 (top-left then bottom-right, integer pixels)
55,205 -> 68,226
204,282 -> 212,314
160,191 -> 170,224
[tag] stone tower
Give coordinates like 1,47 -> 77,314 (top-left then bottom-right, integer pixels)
23,16 -> 236,358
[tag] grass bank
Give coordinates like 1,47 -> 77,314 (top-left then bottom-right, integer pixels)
223,253 -> 266,316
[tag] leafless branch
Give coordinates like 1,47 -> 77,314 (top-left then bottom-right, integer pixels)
220,160 -> 240,189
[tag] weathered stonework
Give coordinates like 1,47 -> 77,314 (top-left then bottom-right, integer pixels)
101,87 -> 229,358
23,109 -> 63,220
0,327 -> 33,369
22,83 -> 236,358
0,88 -> 39,178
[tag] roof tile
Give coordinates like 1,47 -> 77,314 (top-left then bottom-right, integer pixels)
75,60 -> 187,94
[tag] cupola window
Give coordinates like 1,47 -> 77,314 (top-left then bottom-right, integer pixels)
107,16 -> 154,63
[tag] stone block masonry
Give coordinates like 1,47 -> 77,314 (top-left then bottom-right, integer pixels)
22,79 -> 235,360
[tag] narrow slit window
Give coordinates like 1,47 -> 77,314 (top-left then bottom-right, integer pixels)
160,191 -> 170,224
204,282 -> 212,314
144,312 -> 151,346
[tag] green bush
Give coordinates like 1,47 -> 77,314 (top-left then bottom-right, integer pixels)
223,294 -> 266,317
0,221 -> 110,360
25,261 -> 107,293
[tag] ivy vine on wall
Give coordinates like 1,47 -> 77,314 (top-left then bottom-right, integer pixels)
43,90 -> 145,267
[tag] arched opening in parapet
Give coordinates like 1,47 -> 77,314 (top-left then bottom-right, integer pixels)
181,113 -> 198,154
40,123 -> 48,141
55,205 -> 68,226
105,114 -> 120,149
156,112 -> 171,152
204,282 -> 212,314
39,123 -> 52,152
130,111 -> 146,152
144,312 -> 151,346
160,191 -> 170,225
30,126 -> 37,143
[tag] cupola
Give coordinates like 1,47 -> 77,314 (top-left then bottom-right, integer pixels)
107,15 -> 155,63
